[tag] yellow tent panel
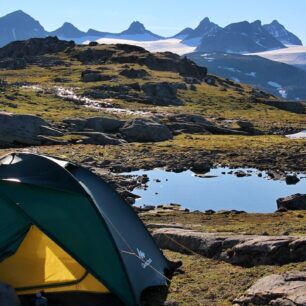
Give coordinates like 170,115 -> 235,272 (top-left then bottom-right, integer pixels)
0,226 -> 109,294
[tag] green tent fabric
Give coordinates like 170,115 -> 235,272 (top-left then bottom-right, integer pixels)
0,153 -> 170,306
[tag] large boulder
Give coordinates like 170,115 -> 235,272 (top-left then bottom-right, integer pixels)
86,117 -> 124,133
141,82 -> 183,106
81,70 -> 112,82
234,272 -> 306,306
277,194 -> 306,211
64,117 -> 124,133
120,119 -> 173,142
165,114 -> 213,134
0,283 -> 20,306
0,112 -> 62,146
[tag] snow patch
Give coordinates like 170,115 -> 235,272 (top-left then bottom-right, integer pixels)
90,38 -> 196,55
286,130 -> 306,139
232,77 -> 240,83
12,28 -> 16,40
249,46 -> 306,70
245,72 -> 256,77
267,81 -> 287,98
219,67 -> 241,73
268,81 -> 281,88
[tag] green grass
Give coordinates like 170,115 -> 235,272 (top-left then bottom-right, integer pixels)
156,250 -> 306,306
0,57 -> 305,131
141,210 -> 306,305
141,210 -> 306,236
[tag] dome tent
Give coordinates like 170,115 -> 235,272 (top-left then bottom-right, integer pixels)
0,153 -> 171,306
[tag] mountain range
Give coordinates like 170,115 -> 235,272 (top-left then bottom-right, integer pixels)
0,10 -> 303,52
0,10 -> 305,100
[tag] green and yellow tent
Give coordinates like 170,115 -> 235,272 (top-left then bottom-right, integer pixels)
0,153 -> 171,306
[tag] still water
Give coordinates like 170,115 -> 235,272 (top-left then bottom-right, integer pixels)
123,168 -> 306,213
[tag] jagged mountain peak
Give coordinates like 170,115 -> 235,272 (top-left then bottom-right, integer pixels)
119,21 -> 163,40
172,27 -> 193,39
184,17 -> 220,41
197,19 -> 285,54
263,20 -> 302,46
124,21 -> 147,34
0,10 -> 46,47
50,22 -> 86,38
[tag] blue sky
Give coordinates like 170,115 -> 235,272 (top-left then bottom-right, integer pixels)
1,0 -> 305,43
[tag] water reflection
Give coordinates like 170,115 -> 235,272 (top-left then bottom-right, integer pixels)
123,168 -> 306,213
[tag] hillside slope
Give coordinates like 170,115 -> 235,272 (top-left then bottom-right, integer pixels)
188,52 -> 306,100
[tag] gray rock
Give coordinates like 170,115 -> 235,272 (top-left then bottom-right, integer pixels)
119,68 -> 150,79
120,119 -> 173,142
152,228 -> 306,266
63,118 -> 87,131
0,58 -> 26,69
0,283 -> 20,306
285,174 -> 300,185
142,82 -> 183,106
184,77 -> 201,84
236,120 -> 262,135
73,132 -> 125,145
39,125 -> 63,137
37,135 -> 67,145
190,162 -> 210,174
0,112 -> 56,146
234,272 -> 306,306
64,117 -> 124,133
277,194 -> 306,211
81,70 -> 112,82
86,117 -> 124,133
235,170 -> 251,178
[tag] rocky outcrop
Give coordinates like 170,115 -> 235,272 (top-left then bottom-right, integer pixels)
163,114 -> 246,135
236,120 -> 262,135
0,37 -> 74,69
277,194 -> 306,211
64,116 -> 124,133
234,272 -> 306,306
85,81 -> 185,106
142,82 -> 184,106
81,70 -> 112,82
262,100 -> 306,115
120,119 -> 173,142
0,283 -> 20,306
0,36 -> 74,59
0,58 -> 26,69
0,112 -> 63,147
120,68 -> 150,79
152,228 -> 306,267
72,44 -> 207,79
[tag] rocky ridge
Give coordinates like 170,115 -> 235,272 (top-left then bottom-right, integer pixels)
234,272 -> 306,306
152,227 -> 306,267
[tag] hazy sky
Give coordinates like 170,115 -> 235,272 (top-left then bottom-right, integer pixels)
1,0 -> 305,43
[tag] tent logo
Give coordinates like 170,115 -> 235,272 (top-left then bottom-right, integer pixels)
137,248 -> 152,269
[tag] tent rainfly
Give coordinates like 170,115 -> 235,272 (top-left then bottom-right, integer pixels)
0,153 -> 171,306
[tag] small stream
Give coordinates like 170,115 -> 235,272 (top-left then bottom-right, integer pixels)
123,168 -> 306,213
22,85 -> 152,116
